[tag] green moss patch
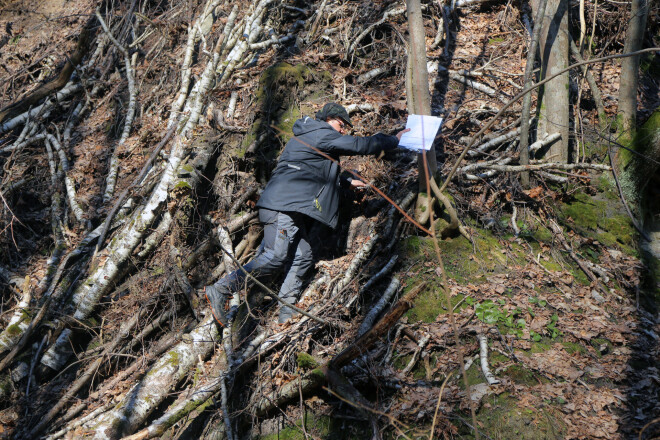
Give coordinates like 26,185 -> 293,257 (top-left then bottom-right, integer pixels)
296,352 -> 319,370
562,341 -> 588,355
243,62 -> 332,154
470,393 -> 567,439
559,188 -> 636,255
401,230 -> 516,322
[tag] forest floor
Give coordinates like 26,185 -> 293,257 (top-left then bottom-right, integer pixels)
0,0 -> 659,439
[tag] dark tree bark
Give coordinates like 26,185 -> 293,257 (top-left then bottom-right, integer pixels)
617,0 -> 649,139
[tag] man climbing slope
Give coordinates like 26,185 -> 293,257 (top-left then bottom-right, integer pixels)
205,102 -> 409,325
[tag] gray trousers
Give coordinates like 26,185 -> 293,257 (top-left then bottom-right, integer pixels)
211,209 -> 315,322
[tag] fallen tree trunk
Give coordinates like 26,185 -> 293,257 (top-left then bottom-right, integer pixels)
89,315 -> 218,439
39,24 -> 226,373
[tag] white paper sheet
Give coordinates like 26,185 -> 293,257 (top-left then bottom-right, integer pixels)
398,114 -> 443,151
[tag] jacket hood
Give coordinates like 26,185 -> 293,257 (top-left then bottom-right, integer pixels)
292,116 -> 332,137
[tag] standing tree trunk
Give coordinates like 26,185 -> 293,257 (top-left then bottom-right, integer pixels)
616,0 -> 649,141
614,0 -> 650,212
534,0 -> 570,163
406,0 -> 438,224
519,0 -> 549,188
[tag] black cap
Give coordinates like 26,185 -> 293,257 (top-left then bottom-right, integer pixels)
315,102 -> 353,127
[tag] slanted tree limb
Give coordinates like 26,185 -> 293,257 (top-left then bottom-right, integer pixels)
122,370 -> 224,440
346,7 -> 406,58
468,124 -> 527,157
0,83 -> 83,135
331,229 -> 378,298
46,133 -> 85,223
96,8 -> 139,203
439,47 -> 660,194
253,282 -> 426,417
402,333 -> 430,374
46,403 -> 114,440
449,71 -> 509,103
89,315 -> 218,439
96,123 -> 177,253
477,333 -> 499,385
331,282 -> 426,369
360,255 -> 398,294
26,307 -> 151,438
547,219 -> 608,294
357,277 -> 400,336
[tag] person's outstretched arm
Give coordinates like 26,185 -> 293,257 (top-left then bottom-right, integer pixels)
318,128 -> 409,156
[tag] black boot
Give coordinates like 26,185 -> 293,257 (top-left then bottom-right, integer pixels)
204,285 -> 232,327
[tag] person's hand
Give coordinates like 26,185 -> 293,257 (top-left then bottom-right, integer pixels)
396,128 -> 411,141
350,179 -> 367,189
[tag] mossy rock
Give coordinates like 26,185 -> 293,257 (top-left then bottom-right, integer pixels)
401,230 -> 513,322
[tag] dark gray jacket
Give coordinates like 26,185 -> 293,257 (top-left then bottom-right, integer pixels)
256,117 -> 398,228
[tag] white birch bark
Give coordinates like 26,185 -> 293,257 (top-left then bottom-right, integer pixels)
99,6 -> 138,203
477,333 -> 500,385
0,82 -> 82,134
331,229 -> 378,298
358,277 -> 400,336
40,20 -> 224,370
0,285 -> 31,353
90,316 -> 218,439
216,0 -> 273,85
46,133 -> 85,222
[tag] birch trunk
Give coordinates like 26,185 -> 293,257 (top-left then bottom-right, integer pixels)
90,315 -> 218,439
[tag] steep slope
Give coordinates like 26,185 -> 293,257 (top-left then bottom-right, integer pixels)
0,0 -> 658,439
